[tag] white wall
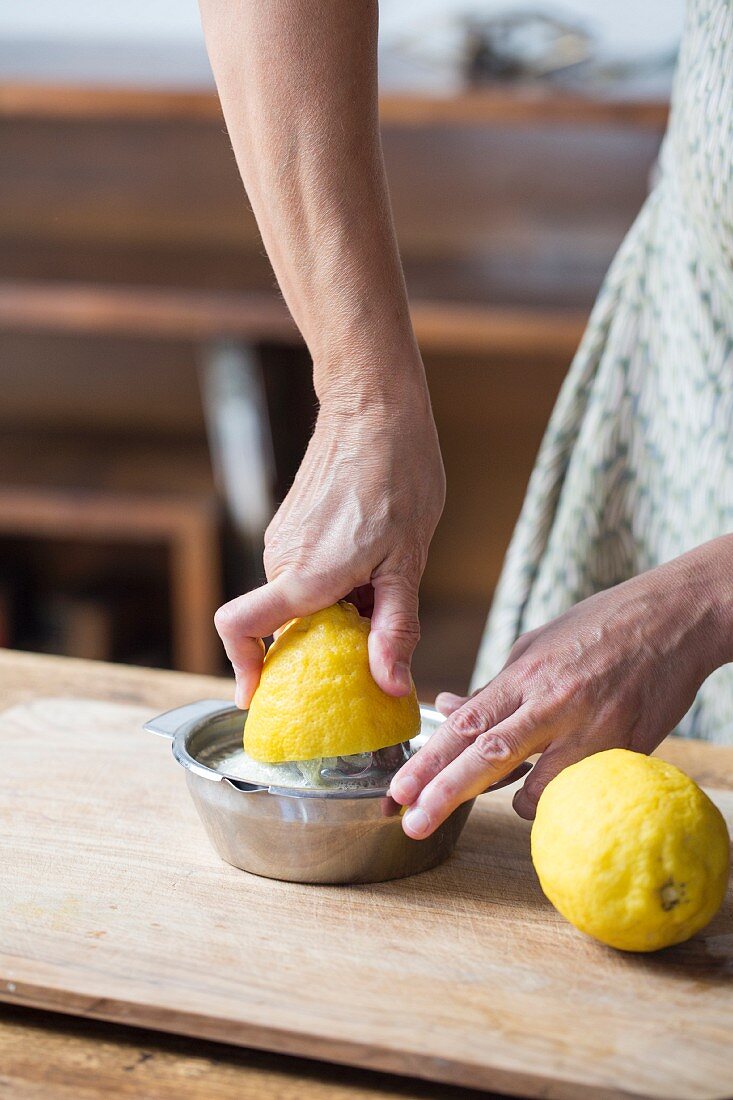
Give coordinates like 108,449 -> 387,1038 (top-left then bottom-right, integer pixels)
0,1 -> 201,41
0,0 -> 684,58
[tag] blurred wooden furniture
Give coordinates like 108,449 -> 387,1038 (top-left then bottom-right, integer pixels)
0,76 -> 670,127
0,411 -> 223,672
0,486 -> 220,674
0,64 -> 666,360
0,46 -> 670,689
0,277 -> 586,359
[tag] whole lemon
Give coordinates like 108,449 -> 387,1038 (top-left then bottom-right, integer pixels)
531,749 -> 730,952
244,601 -> 421,762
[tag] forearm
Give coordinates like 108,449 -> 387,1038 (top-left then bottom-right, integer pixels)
199,0 -> 425,408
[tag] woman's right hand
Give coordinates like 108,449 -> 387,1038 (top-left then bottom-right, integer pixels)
201,0 -> 447,703
214,383 -> 445,708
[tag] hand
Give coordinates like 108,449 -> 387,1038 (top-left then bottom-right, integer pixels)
390,542 -> 732,836
215,389 -> 445,708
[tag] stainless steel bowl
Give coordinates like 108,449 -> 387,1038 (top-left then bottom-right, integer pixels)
145,700 -> 530,885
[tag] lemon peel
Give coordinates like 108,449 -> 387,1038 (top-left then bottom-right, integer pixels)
244,601 -> 420,763
531,748 -> 730,952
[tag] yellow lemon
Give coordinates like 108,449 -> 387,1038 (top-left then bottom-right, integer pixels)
531,749 -> 730,952
244,601 -> 420,762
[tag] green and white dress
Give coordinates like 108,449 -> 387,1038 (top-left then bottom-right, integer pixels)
472,0 -> 733,743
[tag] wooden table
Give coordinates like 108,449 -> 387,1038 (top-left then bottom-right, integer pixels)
1,649 -> 732,1099
0,651 -> 495,1099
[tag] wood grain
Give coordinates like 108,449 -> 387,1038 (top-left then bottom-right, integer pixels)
1,690 -> 731,1100
0,1004 -> 486,1100
0,658 -> 486,1099
0,649 -> 232,715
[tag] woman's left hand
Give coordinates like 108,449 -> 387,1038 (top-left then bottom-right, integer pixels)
390,540 -> 733,836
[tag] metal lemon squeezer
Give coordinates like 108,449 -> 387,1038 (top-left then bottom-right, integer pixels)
145,699 -> 529,884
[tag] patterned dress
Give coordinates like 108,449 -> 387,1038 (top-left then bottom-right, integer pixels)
472,0 -> 733,743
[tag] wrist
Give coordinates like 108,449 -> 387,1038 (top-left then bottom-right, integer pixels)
675,535 -> 733,672
703,535 -> 733,667
314,343 -> 432,420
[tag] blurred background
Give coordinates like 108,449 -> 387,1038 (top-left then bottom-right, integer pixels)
0,0 -> 682,696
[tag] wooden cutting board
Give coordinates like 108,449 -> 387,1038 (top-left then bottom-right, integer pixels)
1,698 -> 731,1100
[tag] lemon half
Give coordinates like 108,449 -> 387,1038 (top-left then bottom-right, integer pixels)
244,601 -> 420,762
531,748 -> 730,952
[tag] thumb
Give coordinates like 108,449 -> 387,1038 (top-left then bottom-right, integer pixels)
511,739 -> 589,820
368,572 -> 421,697
214,574 -> 325,708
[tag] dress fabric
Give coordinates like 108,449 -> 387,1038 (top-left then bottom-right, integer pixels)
471,0 -> 733,743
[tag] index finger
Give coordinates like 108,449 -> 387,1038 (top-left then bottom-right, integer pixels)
214,577 -> 306,707
401,708 -> 545,837
389,677 -> 522,805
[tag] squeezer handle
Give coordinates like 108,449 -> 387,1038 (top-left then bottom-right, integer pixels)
143,698 -> 233,740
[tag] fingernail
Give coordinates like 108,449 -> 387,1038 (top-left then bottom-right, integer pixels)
392,662 -> 411,692
436,692 -> 463,713
390,774 -> 419,804
403,806 -> 431,839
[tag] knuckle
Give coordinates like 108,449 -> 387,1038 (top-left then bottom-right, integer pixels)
472,731 -> 517,767
527,651 -> 557,684
380,547 -> 424,581
213,602 -> 237,636
263,517 -> 278,546
263,517 -> 287,556
386,615 -> 421,644
268,547 -> 305,577
262,541 -> 278,573
545,665 -> 587,708
509,630 -> 532,659
376,566 -> 420,598
608,717 -> 637,750
568,669 -> 592,702
517,701 -> 544,728
263,529 -> 317,579
448,705 -> 488,739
